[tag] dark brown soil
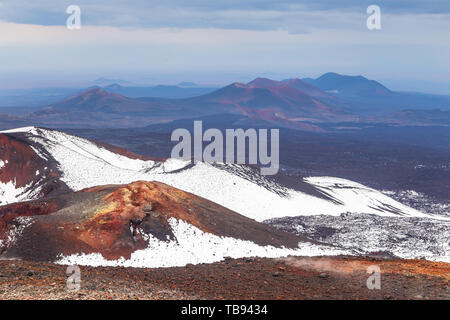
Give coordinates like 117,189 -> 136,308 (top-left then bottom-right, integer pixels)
0,256 -> 448,300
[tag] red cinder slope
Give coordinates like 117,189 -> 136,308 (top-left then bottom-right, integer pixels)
0,133 -> 42,187
0,131 -> 70,204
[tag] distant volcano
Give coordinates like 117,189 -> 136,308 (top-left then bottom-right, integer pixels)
185,77 -> 352,126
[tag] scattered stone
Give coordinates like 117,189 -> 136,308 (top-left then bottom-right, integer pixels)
0,256 -> 448,300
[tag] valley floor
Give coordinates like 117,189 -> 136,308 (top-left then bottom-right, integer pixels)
0,256 -> 448,300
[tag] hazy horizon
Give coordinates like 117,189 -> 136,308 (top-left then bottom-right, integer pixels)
1,71 -> 450,97
1,0 -> 450,94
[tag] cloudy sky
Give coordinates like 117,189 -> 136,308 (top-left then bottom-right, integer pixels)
0,0 -> 449,93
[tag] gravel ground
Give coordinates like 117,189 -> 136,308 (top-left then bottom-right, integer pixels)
0,256 -> 449,300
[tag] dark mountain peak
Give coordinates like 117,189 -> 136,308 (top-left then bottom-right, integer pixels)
247,77 -> 283,88
247,77 -> 327,97
69,87 -> 130,102
317,72 -> 368,82
285,77 -> 302,82
104,83 -> 123,90
230,82 -> 249,89
201,82 -> 251,100
318,72 -> 340,78
76,87 -> 109,98
312,72 -> 391,96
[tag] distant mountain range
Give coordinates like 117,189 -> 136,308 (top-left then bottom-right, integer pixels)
18,77 -> 356,130
0,83 -> 218,107
0,73 -> 449,130
102,83 -> 217,99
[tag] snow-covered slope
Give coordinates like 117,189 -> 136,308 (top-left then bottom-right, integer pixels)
56,218 -> 347,268
0,127 -> 443,221
1,180 -> 348,267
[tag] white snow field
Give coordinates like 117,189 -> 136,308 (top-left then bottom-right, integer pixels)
0,179 -> 43,206
0,127 -> 444,221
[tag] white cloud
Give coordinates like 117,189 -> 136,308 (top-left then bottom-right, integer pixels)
0,10 -> 449,88
1,11 -> 450,47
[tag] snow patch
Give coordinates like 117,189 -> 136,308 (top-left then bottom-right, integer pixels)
303,177 -> 434,220
0,180 -> 42,206
0,216 -> 34,250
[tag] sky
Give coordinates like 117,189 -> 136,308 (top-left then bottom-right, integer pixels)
0,0 -> 449,93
